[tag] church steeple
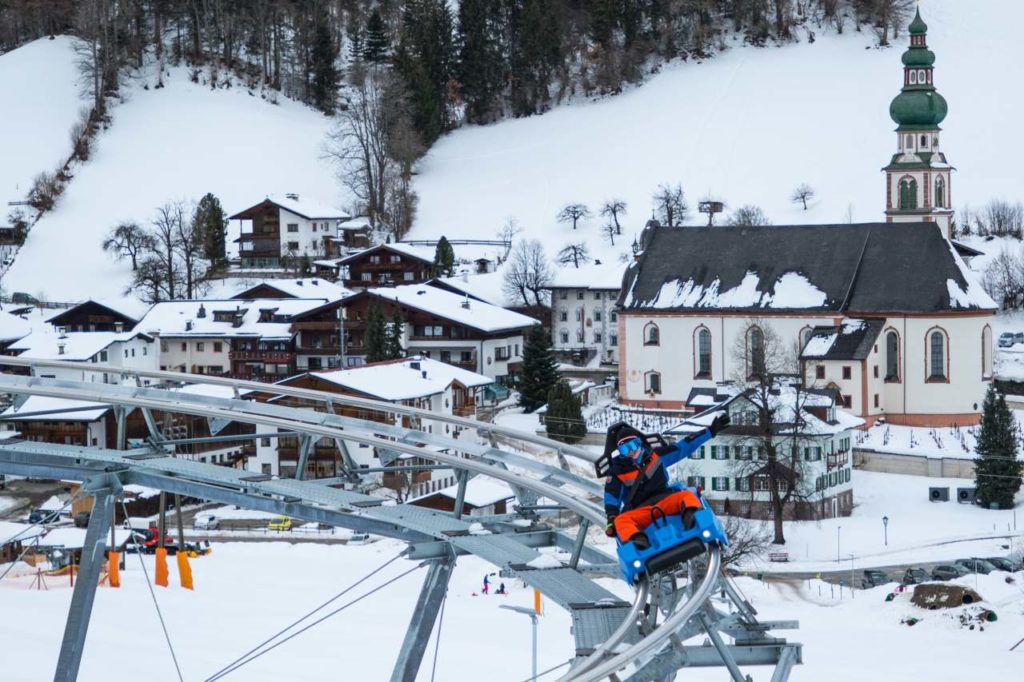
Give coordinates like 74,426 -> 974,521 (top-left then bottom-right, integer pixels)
883,7 -> 955,238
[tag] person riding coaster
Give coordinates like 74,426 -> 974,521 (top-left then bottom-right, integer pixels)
600,414 -> 730,551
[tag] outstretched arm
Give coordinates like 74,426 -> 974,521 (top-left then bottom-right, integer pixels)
656,413 -> 731,467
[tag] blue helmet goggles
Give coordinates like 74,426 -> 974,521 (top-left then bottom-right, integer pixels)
616,436 -> 643,457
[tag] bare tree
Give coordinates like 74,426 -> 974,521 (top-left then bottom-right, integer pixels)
873,0 -> 915,46
982,247 -> 1024,310
728,205 -> 771,227
729,318 -> 815,545
600,199 -> 627,235
147,201 -> 188,301
502,239 -> 554,306
102,221 -> 155,271
652,183 -> 688,226
496,217 -> 522,259
557,203 -> 590,230
175,205 -> 209,299
557,242 -> 590,269
602,222 -> 617,246
720,516 -> 772,569
790,183 -> 815,210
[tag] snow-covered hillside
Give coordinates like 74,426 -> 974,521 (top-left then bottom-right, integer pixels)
0,37 -> 83,206
3,64 -> 340,300
411,0 -> 1024,265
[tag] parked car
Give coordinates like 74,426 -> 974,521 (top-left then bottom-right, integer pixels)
932,564 -> 970,581
1016,332 -> 1024,346
347,532 -> 371,545
267,516 -> 292,532
860,569 -> 890,589
954,558 -> 996,574
984,557 -> 1019,572
192,514 -> 219,530
998,332 -> 1016,348
28,509 -> 62,525
902,567 -> 930,585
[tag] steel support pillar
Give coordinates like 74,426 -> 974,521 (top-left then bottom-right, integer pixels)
390,554 -> 455,682
770,645 -> 800,682
53,490 -> 115,682
452,470 -> 468,520
295,434 -> 313,480
568,518 -> 591,570
697,612 -> 747,682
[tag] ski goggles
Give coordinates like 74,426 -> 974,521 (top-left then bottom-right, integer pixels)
616,437 -> 643,456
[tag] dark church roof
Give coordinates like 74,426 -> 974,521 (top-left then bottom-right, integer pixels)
619,222 -> 995,314
801,318 -> 885,361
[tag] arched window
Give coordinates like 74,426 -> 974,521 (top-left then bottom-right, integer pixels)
645,371 -> 662,394
928,329 -> 947,381
904,134 -> 912,149
920,134 -> 928,147
885,330 -> 900,382
643,322 -> 660,346
695,327 -> 712,378
898,177 -> 918,210
909,70 -> 917,85
748,327 -> 765,377
982,325 -> 993,378
934,176 -> 945,208
918,69 -> 926,83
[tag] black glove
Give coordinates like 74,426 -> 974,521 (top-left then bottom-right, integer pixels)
605,518 -> 617,537
709,413 -> 731,437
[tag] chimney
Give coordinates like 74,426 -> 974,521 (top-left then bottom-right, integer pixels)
185,320 -> 193,332
57,326 -> 67,339
57,341 -> 66,355
409,360 -> 421,371
461,295 -> 470,309
114,321 -> 125,333
421,370 -> 427,379
296,280 -> 303,286
197,304 -> 206,319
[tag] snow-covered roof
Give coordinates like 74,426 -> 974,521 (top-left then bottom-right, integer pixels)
338,216 -> 372,231
0,311 -> 32,342
0,521 -> 44,545
550,262 -> 627,290
945,238 -> 997,309
136,298 -> 327,339
1,395 -> 111,422
36,527 -> 133,549
433,273 -> 509,307
8,329 -> 152,361
336,242 -> 435,266
38,494 -> 68,512
801,318 -> 884,361
305,355 -> 491,401
368,285 -> 539,333
233,278 -> 354,302
266,194 -> 349,220
409,478 -> 515,508
46,297 -> 151,324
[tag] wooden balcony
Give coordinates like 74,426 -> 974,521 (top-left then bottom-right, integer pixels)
229,351 -> 294,362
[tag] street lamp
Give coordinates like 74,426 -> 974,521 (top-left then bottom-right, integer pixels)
882,515 -> 889,546
500,605 -> 539,681
836,525 -> 842,563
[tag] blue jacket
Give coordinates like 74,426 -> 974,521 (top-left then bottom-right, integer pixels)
603,430 -> 712,519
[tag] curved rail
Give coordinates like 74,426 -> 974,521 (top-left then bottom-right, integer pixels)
0,356 -> 597,462
560,546 -> 722,682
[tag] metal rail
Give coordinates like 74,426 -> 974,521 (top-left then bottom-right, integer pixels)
0,356 -> 597,462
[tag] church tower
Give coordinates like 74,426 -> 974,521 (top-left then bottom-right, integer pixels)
884,8 -> 954,238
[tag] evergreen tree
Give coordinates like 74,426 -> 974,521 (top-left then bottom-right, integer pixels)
457,0 -> 505,123
363,9 -> 389,63
364,302 -> 388,363
193,193 -> 226,268
346,18 -> 365,64
545,379 -> 586,444
385,307 -> 405,359
511,0 -> 561,116
433,236 -> 456,276
974,385 -> 1023,509
518,325 -> 559,412
310,7 -> 339,114
394,0 -> 455,145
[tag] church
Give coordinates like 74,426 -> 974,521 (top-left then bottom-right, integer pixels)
617,10 -> 996,428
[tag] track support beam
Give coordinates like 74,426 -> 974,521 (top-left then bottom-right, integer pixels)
390,553 -> 455,682
53,489 -> 115,682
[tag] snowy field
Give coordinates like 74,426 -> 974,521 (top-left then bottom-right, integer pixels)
411,1 -> 1023,265
3,60 -> 339,301
0,37 -> 83,206
0,539 -> 1021,681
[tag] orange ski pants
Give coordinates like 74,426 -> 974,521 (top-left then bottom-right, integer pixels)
613,489 -> 700,542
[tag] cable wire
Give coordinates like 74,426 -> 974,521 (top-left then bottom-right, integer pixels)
203,549 -> 407,682
121,499 -> 185,682
207,562 -> 425,682
0,491 -> 81,582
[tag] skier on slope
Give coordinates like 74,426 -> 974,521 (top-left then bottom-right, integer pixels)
603,416 -> 729,549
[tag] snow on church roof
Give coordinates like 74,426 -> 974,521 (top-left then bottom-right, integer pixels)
622,222 -> 997,314
367,285 -> 539,333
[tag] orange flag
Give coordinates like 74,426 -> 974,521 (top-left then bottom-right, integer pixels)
107,551 -> 120,588
177,551 -> 194,590
154,547 -> 169,587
